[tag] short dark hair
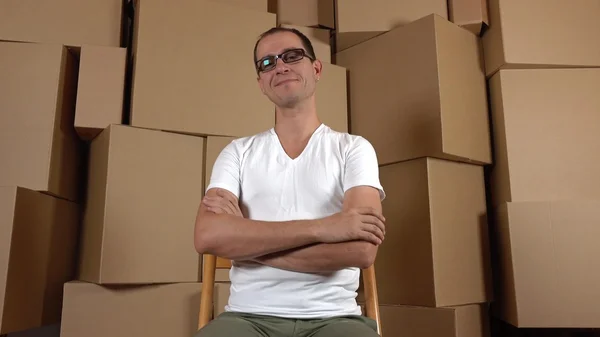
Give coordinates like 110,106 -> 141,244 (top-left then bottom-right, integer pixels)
253,27 -> 317,67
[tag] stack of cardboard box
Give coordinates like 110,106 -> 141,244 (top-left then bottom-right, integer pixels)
482,0 -> 600,331
0,0 -> 125,334
334,1 -> 494,336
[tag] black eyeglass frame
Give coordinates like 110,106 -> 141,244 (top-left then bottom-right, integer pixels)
255,48 -> 316,73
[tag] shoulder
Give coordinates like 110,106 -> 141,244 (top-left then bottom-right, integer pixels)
221,128 -> 275,157
319,125 -> 376,156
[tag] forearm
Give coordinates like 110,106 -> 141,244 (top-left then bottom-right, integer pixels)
194,213 -> 322,261
253,240 -> 377,273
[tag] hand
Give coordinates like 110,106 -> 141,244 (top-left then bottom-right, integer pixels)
202,189 -> 243,217
316,207 -> 386,245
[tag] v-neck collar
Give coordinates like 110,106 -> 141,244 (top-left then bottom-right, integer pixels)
271,123 -> 325,162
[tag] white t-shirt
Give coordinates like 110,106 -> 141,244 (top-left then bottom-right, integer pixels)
206,123 -> 385,319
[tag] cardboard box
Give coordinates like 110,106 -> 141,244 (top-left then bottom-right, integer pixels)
212,0 -> 267,12
0,186 -> 79,335
336,14 -> 491,166
317,62 -> 348,133
0,42 -> 84,202
60,282 -> 228,337
75,46 -> 127,141
270,0 -> 335,29
493,200 -> 600,327
377,158 -> 492,307
78,125 -> 204,284
0,0 -> 122,48
281,24 -> 332,63
482,0 -> 600,77
334,0 -> 448,52
449,0 -> 489,35
488,69 -> 600,208
380,304 -> 490,337
131,0 -> 276,137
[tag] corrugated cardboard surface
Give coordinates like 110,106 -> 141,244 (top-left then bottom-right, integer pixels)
380,304 -> 490,337
336,14 -> 490,166
378,158 -> 492,307
0,186 -> 79,335
0,0 -> 122,48
281,24 -> 332,63
317,63 -> 348,133
448,0 -> 489,35
482,0 -> 600,77
78,125 -> 204,284
0,42 -> 83,202
75,46 -> 127,141
272,0 -> 335,29
488,69 -> 600,207
212,0 -> 267,12
493,201 -> 600,327
131,0 -> 275,137
335,0 -> 448,51
60,282 -> 202,337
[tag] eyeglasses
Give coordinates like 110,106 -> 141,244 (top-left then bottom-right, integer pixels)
255,48 -> 315,73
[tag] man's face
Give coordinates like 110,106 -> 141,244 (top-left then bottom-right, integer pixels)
255,31 -> 322,108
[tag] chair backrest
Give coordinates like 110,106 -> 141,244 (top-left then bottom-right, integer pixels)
198,254 -> 382,336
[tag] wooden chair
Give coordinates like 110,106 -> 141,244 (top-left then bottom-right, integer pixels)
198,254 -> 382,336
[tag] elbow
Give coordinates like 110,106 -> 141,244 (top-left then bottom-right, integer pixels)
194,218 -> 215,255
356,242 -> 378,269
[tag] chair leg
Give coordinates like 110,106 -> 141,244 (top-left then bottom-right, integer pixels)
362,265 -> 382,336
198,254 -> 217,330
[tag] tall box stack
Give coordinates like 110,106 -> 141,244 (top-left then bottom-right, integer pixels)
482,0 -> 600,330
335,4 -> 494,336
0,0 -> 125,333
270,0 -> 349,132
57,1 -> 276,337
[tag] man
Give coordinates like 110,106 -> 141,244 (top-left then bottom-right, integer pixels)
194,27 -> 386,337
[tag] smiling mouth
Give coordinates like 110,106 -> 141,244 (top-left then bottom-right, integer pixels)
275,79 -> 297,86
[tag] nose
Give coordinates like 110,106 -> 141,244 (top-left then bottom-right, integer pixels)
274,58 -> 290,74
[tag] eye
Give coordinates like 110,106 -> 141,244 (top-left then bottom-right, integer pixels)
283,50 -> 304,62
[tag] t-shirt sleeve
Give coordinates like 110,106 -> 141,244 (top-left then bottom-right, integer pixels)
343,136 -> 386,201
205,141 -> 241,199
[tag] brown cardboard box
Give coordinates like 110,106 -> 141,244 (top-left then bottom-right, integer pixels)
131,0 -> 276,138
60,282 -> 203,337
380,304 -> 490,337
0,42 -> 83,202
75,46 -> 127,141
270,0 -> 335,29
336,14 -> 491,166
317,62 -> 348,133
334,0 -> 448,52
377,158 -> 492,307
482,0 -> 600,77
281,24 -> 332,63
449,0 -> 489,35
0,186 -> 79,335
493,200 -> 600,327
78,125 -> 204,284
0,0 -> 122,48
488,69 -> 600,208
212,0 -> 267,11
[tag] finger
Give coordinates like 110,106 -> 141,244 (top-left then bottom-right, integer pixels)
361,215 -> 386,235
359,231 -> 382,245
216,190 -> 243,216
207,206 -> 224,214
360,222 -> 384,242
356,207 -> 385,222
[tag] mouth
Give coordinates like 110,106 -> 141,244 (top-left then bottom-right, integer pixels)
274,78 -> 298,87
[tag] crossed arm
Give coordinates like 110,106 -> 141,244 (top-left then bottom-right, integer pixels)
194,185 -> 384,273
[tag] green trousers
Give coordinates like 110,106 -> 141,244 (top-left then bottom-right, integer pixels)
194,311 -> 380,337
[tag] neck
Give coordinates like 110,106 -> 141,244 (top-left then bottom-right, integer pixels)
274,96 -> 321,141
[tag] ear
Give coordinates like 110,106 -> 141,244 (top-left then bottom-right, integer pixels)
313,59 -> 323,81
